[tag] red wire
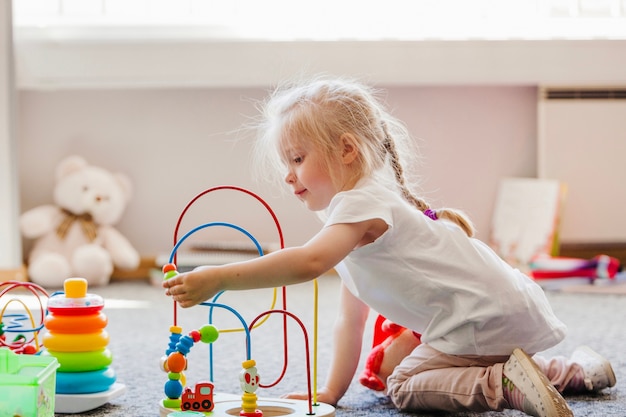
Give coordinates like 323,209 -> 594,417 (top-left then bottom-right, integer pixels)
249,310 -> 313,415
169,186 -> 289,382
0,281 -> 50,349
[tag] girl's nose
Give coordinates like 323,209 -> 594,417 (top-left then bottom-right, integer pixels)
284,170 -> 295,184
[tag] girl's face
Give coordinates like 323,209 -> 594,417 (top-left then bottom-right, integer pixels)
282,140 -> 339,211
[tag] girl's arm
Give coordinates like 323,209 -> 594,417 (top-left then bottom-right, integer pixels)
163,219 -> 383,308
284,283 -> 370,405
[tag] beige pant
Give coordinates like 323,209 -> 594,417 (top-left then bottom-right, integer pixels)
386,343 -> 580,412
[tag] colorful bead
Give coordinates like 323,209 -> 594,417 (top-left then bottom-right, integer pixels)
160,355 -> 169,372
162,263 -> 176,274
166,330 -> 182,355
167,352 -> 186,373
199,324 -> 219,344
189,330 -> 201,343
163,398 -> 180,406
162,398 -> 181,409
164,270 -> 178,280
164,379 -> 183,399
176,335 -> 194,355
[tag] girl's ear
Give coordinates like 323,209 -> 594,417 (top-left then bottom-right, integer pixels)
340,133 -> 359,164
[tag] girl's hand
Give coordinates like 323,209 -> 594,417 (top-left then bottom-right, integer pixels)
162,266 -> 222,308
281,387 -> 340,406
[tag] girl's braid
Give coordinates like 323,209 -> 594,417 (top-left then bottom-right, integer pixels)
381,122 -> 475,237
381,122 -> 429,211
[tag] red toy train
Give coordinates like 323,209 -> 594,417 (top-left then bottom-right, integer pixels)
181,381 -> 215,412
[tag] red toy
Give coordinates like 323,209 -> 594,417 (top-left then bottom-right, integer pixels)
181,381 -> 215,412
530,254 -> 621,281
359,315 -> 421,391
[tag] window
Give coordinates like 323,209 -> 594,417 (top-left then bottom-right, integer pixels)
13,0 -> 626,40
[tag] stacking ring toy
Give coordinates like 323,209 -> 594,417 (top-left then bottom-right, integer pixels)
42,331 -> 110,352
47,278 -> 104,316
44,311 -> 107,334
43,348 -> 113,372
55,367 -> 117,394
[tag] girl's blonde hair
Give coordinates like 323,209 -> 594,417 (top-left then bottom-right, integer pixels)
253,75 -> 474,237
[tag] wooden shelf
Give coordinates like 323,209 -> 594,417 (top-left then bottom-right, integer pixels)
111,256 -> 156,282
0,265 -> 28,283
560,242 -> 626,266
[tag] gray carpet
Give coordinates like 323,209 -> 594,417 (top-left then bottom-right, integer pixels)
50,274 -> 624,417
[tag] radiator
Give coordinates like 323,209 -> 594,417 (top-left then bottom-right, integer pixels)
538,87 -> 626,243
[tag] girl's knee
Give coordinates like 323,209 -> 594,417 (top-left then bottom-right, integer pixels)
386,379 -> 438,412
386,372 -> 411,410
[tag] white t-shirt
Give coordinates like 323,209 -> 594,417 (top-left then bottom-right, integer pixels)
325,180 -> 567,355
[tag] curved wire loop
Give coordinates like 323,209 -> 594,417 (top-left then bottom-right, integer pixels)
168,186 -> 291,388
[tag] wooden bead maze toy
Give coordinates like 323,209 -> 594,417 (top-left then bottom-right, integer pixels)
159,186 -> 335,417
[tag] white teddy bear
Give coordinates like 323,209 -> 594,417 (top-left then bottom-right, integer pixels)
20,155 -> 140,288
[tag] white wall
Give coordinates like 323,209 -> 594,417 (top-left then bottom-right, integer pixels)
0,0 -> 21,270
13,37 -> 626,89
12,34 -> 626,260
17,86 -> 537,257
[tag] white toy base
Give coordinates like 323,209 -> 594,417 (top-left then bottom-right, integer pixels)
160,392 -> 335,417
55,383 -> 126,413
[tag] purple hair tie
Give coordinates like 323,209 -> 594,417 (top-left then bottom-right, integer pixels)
424,209 -> 438,221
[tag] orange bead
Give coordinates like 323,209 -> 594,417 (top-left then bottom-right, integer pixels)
162,263 -> 176,274
167,352 -> 186,373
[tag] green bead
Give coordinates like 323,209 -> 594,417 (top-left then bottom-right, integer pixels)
162,398 -> 181,408
199,324 -> 219,343
164,270 -> 178,280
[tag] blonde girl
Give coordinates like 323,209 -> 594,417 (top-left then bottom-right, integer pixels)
164,76 -> 614,417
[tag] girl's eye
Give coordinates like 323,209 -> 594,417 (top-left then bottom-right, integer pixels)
293,156 -> 303,164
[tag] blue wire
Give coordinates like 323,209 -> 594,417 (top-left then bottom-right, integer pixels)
2,313 -> 45,333
167,221 -> 265,382
200,301 -> 252,356
168,222 -> 263,264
